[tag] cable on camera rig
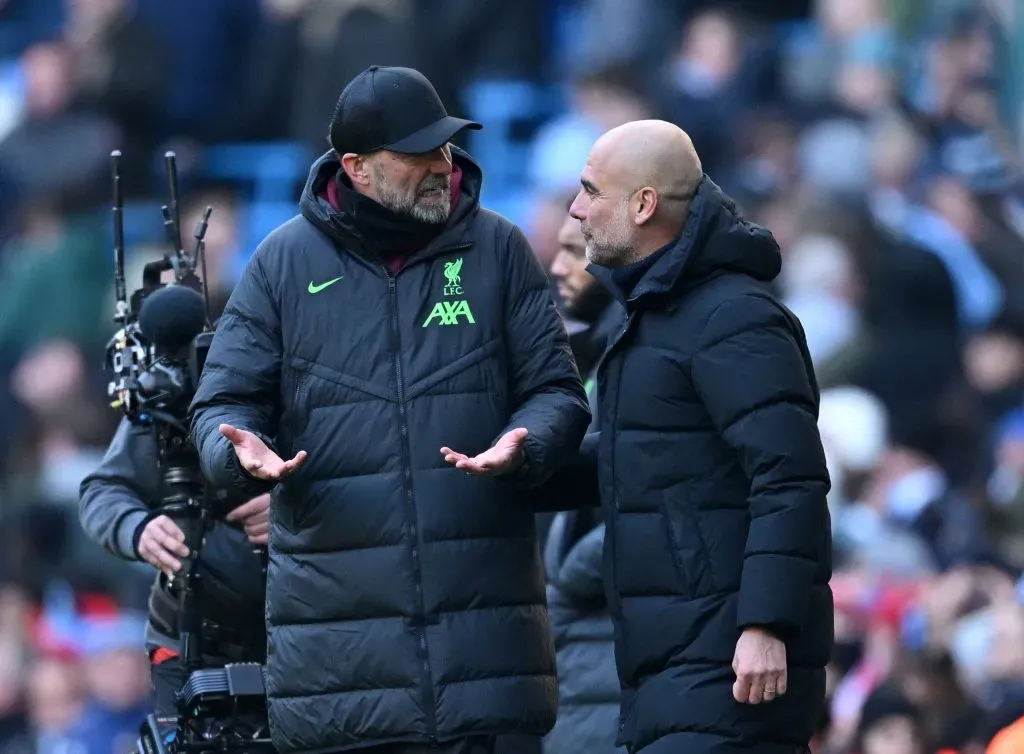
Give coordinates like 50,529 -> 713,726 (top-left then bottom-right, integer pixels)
106,151 -> 273,754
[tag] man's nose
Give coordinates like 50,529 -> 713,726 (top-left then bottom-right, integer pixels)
568,192 -> 585,221
550,252 -> 570,278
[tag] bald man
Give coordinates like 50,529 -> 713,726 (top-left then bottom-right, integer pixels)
565,121 -> 833,754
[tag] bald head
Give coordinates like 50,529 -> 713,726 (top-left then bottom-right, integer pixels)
570,120 -> 703,266
592,120 -> 702,210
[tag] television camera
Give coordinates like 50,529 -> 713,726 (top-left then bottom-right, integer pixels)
104,150 -> 273,754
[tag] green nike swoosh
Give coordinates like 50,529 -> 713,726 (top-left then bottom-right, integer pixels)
308,276 -> 343,294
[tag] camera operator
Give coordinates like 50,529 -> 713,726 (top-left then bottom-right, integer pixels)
79,417 -> 269,714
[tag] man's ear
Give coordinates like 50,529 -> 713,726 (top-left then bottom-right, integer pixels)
633,187 -> 659,226
340,152 -> 371,188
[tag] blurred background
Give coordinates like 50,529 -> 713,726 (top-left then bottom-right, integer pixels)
0,0 -> 1023,752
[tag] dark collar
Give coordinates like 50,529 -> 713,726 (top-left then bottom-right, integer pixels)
587,174 -> 710,309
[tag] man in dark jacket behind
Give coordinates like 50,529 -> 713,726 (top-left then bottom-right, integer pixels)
540,212 -> 624,754
542,507 -> 624,754
549,208 -> 624,415
188,66 -> 591,754
564,119 -> 833,754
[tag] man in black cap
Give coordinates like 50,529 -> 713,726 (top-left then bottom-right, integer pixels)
189,66 -> 591,754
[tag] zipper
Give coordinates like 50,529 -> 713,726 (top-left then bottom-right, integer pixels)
603,317 -> 632,621
289,369 -> 308,512
386,268 -> 438,742
604,316 -> 631,496
606,356 -> 627,621
292,373 -> 305,437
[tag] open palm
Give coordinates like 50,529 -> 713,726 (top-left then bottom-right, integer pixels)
220,424 -> 307,480
441,428 -> 528,476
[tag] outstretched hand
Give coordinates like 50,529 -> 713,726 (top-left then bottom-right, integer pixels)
441,428 -> 528,477
220,424 -> 307,481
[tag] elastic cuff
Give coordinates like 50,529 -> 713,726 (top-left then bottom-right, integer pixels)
116,510 -> 153,560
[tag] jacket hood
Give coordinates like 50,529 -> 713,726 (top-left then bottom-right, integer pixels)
591,175 -> 781,307
298,146 -> 483,252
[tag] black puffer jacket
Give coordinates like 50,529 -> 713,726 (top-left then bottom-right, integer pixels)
588,176 -> 833,754
542,511 -> 624,754
189,149 -> 591,753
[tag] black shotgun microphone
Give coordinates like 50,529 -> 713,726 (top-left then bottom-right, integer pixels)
138,285 -> 207,354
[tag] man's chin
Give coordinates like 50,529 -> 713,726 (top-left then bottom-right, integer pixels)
410,200 -> 451,225
584,245 -> 607,267
587,244 -> 631,268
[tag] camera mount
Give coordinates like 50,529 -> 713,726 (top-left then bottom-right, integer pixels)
105,151 -> 273,754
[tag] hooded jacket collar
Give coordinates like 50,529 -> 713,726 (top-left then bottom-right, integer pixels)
298,146 -> 483,265
588,175 -> 782,310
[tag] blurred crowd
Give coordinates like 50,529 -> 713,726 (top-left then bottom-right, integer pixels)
1,0 -> 1023,753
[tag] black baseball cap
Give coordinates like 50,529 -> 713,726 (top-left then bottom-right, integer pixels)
329,66 -> 482,156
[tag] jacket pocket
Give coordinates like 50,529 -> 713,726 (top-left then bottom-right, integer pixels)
662,493 -> 714,600
282,358 -> 312,448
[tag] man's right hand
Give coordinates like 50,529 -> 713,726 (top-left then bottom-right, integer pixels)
138,515 -> 189,576
219,424 -> 307,481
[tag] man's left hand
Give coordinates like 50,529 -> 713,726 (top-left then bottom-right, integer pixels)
225,493 -> 271,545
732,627 -> 787,704
441,428 -> 528,476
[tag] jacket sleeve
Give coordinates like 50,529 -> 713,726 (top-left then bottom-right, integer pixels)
79,418 -> 163,561
189,252 -> 281,497
691,294 -> 830,638
531,431 -> 601,511
498,224 -> 591,487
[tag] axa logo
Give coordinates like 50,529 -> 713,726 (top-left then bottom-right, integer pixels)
422,257 -> 475,327
422,300 -> 475,327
